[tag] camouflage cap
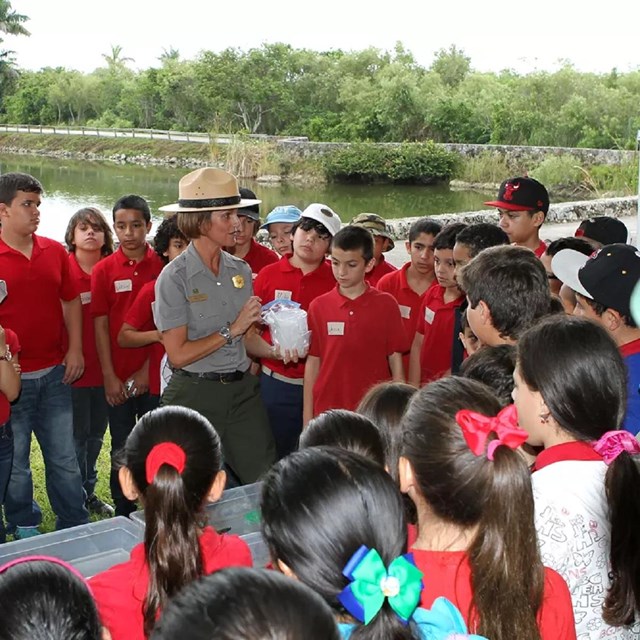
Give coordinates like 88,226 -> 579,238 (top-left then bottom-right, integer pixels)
349,213 -> 395,250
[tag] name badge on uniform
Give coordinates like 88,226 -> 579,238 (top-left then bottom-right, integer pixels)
399,304 -> 411,319
188,293 -> 209,303
80,291 -> 92,305
114,279 -> 133,293
0,280 -> 6,305
275,289 -> 292,301
424,307 -> 435,324
327,322 -> 345,336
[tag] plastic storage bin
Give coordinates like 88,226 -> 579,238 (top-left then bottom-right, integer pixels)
243,531 -> 270,568
0,517 -> 143,578
130,481 -> 262,537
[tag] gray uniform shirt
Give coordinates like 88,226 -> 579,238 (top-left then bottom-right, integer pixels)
153,243 -> 252,373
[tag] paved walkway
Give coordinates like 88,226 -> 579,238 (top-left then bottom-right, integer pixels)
385,215 -> 638,268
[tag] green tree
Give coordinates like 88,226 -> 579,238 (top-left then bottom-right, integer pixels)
430,45 -> 470,89
101,44 -> 134,72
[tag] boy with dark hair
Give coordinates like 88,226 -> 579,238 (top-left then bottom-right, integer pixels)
458,245 -> 551,347
408,223 -> 466,386
541,236 -> 594,296
377,218 -> 442,377
575,216 -> 628,248
349,213 -> 397,286
459,344 -> 517,408
484,176 -> 550,257
225,187 -> 278,275
552,243 -> 640,434
303,225 -> 407,422
0,172 -> 88,537
254,203 -> 339,458
91,194 -> 164,516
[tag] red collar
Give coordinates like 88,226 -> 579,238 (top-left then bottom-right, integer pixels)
118,244 -> 154,265
532,440 -> 602,472
620,337 -> 640,358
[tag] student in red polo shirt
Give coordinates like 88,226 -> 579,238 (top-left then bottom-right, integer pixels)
0,172 -> 88,538
304,226 -> 407,423
90,406 -> 252,640
118,215 -> 188,403
377,218 -> 442,377
484,176 -> 550,258
224,187 -> 278,276
350,213 -> 397,286
254,203 -> 340,457
64,207 -> 115,517
408,223 -> 466,386
91,195 -> 163,516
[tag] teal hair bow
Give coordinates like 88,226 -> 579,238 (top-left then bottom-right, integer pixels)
337,545 -> 424,625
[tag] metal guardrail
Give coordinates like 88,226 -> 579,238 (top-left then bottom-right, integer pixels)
0,124 -> 309,145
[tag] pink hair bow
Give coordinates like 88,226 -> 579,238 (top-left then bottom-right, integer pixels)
593,430 -> 640,465
455,404 -> 528,461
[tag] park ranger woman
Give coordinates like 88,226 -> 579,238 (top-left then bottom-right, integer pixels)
154,168 -> 295,485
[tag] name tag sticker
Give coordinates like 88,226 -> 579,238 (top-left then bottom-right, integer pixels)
114,279 -> 133,293
188,293 -> 209,303
399,304 -> 411,319
275,289 -> 292,301
80,291 -> 92,305
424,307 -> 435,324
327,322 -> 345,336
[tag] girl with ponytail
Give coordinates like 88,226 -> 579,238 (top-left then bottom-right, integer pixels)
516,314 -> 640,638
399,376 -> 576,640
89,405 -> 252,640
261,446 -> 485,640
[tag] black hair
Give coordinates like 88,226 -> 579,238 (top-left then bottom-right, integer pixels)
408,218 -> 442,243
460,344 -> 517,408
401,377 -> 545,640
548,294 -> 565,315
578,292 -> 637,329
64,207 -> 115,257
153,215 -> 188,264
517,314 -> 640,626
455,223 -> 509,258
545,236 -> 594,258
460,245 -> 551,342
113,194 -> 152,223
0,560 -> 102,640
332,225 -> 374,263
122,405 -> 223,637
433,222 -> 467,251
291,217 -> 332,241
0,172 -> 43,204
261,447 -> 419,640
151,567 -> 340,640
299,409 -> 385,467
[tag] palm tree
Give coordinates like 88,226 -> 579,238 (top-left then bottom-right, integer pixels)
0,0 -> 29,37
102,44 -> 134,72
158,47 -> 180,64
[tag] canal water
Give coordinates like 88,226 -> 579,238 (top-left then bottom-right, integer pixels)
0,154 -> 500,242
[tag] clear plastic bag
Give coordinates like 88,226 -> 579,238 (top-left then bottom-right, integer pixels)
261,300 -> 311,353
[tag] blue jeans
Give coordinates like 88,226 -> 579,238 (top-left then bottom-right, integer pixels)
108,393 -> 159,516
5,365 -> 89,530
72,386 -> 109,499
0,422 -> 13,543
259,372 -> 304,459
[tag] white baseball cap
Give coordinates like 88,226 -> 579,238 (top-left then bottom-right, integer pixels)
301,203 -> 342,237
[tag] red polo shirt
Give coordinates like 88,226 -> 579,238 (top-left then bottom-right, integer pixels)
90,245 -> 163,381
254,255 -> 335,379
308,285 -> 408,415
243,239 -> 278,275
90,526 -> 252,640
0,235 -> 78,372
365,254 -> 397,287
123,280 -> 164,396
0,328 -> 19,425
417,284 -> 464,384
377,262 -> 435,376
535,240 -> 548,258
68,253 -> 103,387
531,441 -> 602,472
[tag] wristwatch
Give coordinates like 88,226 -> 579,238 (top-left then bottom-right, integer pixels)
0,346 -> 12,362
219,324 -> 233,346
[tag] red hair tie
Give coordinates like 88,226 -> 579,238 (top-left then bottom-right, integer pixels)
593,430 -> 640,465
455,404 -> 528,460
145,442 -> 187,483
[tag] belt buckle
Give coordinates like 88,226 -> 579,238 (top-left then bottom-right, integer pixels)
220,373 -> 231,385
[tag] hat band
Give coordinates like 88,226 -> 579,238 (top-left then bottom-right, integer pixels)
178,195 -> 241,209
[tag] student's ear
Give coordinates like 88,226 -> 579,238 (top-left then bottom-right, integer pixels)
398,456 -> 415,494
603,308 -> 623,332
118,466 -> 139,501
205,469 -> 227,504
145,221 -> 152,233
531,211 -> 545,229
477,300 -> 492,326
405,240 -> 411,255
364,257 -> 376,274
276,559 -> 298,580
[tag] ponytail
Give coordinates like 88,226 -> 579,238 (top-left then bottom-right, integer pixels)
469,446 -> 543,640
603,451 -> 640,626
